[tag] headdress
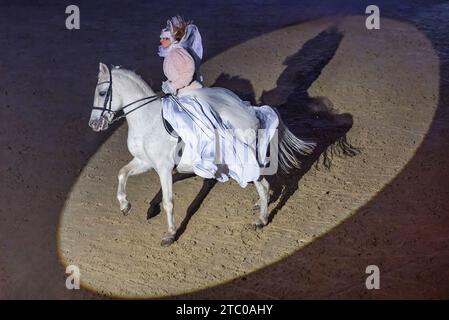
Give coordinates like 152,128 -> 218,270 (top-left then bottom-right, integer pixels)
159,15 -> 188,42
158,15 -> 203,64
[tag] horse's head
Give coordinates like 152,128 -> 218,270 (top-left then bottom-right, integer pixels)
89,63 -> 123,132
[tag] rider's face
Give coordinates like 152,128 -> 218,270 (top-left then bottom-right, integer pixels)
160,37 -> 172,48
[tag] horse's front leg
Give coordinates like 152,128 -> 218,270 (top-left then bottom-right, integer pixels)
158,167 -> 176,246
117,157 -> 151,215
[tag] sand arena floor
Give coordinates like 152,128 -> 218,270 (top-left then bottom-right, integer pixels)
1,1 -> 449,299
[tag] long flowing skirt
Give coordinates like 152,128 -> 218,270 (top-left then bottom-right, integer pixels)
161,87 -> 279,188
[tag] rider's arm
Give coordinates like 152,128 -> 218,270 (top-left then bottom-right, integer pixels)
163,48 -> 195,93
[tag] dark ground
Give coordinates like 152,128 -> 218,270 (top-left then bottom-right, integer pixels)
1,0 -> 448,299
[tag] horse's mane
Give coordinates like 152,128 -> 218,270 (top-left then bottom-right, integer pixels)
112,67 -> 155,94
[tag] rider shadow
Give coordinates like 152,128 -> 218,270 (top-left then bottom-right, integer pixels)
261,26 -> 360,223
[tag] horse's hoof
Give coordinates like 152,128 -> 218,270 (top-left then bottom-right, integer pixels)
121,203 -> 132,216
255,219 -> 267,230
161,235 -> 175,247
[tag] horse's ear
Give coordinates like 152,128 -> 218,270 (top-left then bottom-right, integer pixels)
99,62 -> 108,75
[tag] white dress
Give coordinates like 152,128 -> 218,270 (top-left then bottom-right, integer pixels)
163,89 -> 279,188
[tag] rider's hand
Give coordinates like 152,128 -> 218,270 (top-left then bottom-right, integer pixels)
162,80 -> 176,95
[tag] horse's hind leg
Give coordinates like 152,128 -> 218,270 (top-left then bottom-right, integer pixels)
253,178 -> 270,209
117,157 -> 151,215
254,177 -> 270,229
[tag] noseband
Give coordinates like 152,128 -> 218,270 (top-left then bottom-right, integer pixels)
92,65 -> 163,125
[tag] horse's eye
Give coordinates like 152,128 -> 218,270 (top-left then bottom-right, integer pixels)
99,91 -> 107,97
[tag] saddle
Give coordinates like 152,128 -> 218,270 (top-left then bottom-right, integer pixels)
160,95 -> 181,140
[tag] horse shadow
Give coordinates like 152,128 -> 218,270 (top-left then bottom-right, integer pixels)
148,26 -> 359,240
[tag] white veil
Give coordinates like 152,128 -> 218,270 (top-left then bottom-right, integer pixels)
179,24 -> 203,65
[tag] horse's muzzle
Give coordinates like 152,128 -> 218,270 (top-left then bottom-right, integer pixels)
89,117 -> 109,132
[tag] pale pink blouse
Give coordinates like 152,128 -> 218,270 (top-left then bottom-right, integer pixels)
163,46 -> 203,96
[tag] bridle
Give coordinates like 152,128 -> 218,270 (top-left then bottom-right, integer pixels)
92,65 -> 163,125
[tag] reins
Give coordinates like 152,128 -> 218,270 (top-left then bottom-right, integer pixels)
92,94 -> 164,124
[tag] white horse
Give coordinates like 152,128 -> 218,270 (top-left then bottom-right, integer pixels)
89,63 -> 314,246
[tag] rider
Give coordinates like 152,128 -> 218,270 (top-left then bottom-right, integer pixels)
158,15 -> 203,96
157,15 -> 278,188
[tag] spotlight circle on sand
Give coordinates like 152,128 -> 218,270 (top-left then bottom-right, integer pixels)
58,16 -> 439,298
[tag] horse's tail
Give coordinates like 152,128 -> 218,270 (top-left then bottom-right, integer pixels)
276,111 -> 316,173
